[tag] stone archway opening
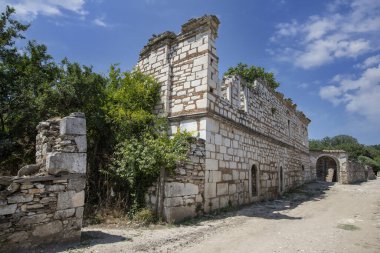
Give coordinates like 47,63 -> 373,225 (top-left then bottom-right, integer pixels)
316,156 -> 338,182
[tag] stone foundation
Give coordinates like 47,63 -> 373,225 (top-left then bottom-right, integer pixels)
0,113 -> 87,252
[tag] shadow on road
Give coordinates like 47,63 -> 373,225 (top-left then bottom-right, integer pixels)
26,230 -> 129,253
181,181 -> 335,225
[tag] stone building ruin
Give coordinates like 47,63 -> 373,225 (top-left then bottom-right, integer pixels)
139,15 -> 313,222
0,113 -> 87,252
310,150 -> 375,184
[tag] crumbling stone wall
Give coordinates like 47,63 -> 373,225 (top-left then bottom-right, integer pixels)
0,113 -> 86,252
341,161 -> 368,184
139,15 -> 312,221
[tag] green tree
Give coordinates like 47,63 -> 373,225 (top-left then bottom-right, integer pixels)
0,7 -> 61,174
103,67 -> 191,212
104,66 -> 161,141
224,63 -> 280,90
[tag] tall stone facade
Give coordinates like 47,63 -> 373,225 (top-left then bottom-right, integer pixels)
0,113 -> 87,252
139,15 -> 313,222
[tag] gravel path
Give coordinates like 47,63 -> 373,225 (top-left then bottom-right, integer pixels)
41,179 -> 380,253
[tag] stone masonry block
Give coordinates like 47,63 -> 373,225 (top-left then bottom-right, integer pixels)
7,194 -> 33,204
0,204 -> 17,215
74,135 -> 87,152
60,116 -> 86,136
32,220 -> 63,238
164,197 -> 183,207
57,190 -> 85,210
46,152 -> 86,175
68,177 -> 86,192
165,182 -> 199,197
217,183 -> 228,196
180,120 -> 198,133
204,182 -> 216,198
206,170 -> 221,182
206,159 -> 218,170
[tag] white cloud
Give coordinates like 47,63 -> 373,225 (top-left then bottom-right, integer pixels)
93,17 -> 107,27
270,0 -> 380,69
1,0 -> 87,21
320,64 -> 380,122
355,54 -> 380,69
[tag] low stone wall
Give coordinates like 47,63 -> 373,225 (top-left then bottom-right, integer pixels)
341,161 -> 367,184
146,138 -> 205,222
0,113 -> 87,252
0,175 -> 85,251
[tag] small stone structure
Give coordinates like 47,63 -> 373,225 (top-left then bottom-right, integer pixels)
310,150 -> 373,184
140,15 -> 313,222
0,113 -> 87,252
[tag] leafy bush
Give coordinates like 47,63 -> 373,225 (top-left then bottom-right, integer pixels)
109,130 -> 191,212
224,63 -> 280,90
133,208 -> 156,225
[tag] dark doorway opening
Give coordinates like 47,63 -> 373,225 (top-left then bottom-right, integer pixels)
316,156 -> 338,182
251,164 -> 258,197
279,166 -> 284,193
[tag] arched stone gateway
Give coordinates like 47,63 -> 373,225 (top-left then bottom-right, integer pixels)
310,150 -> 369,184
316,156 -> 338,182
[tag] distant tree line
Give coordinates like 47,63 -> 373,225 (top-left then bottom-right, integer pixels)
309,135 -> 380,172
0,6 -> 190,218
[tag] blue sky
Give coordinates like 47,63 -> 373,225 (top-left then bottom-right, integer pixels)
2,0 -> 380,144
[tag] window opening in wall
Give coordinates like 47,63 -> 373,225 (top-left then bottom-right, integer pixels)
302,165 -> 305,171
251,164 -> 258,197
210,58 -> 214,65
240,89 -> 247,112
210,87 -> 214,93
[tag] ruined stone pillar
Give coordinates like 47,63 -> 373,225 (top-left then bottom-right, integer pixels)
0,112 -> 87,252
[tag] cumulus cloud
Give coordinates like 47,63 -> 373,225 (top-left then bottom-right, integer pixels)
1,0 -> 87,21
319,63 -> 380,122
270,0 -> 380,69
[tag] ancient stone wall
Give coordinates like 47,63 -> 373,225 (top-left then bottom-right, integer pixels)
138,15 -> 312,221
341,161 -> 368,184
0,113 -> 86,252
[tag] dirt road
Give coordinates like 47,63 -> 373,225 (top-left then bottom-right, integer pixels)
54,179 -> 380,253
